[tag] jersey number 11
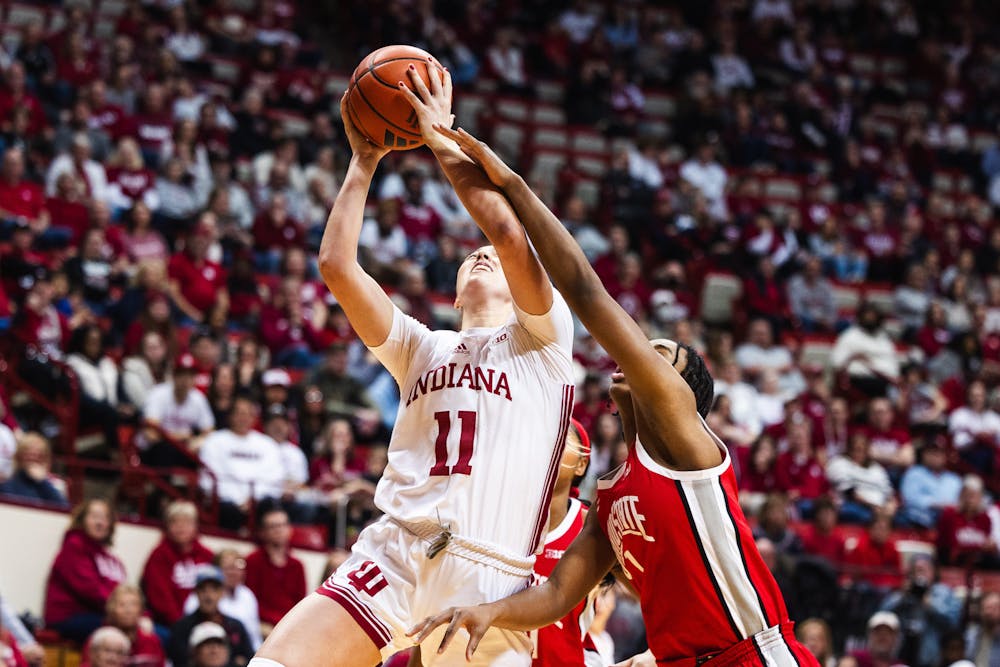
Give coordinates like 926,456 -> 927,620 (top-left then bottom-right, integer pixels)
430,410 -> 476,476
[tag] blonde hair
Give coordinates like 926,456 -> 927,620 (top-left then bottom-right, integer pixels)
164,500 -> 198,524
105,583 -> 144,616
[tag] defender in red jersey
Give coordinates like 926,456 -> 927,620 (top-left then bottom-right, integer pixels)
409,127 -> 818,667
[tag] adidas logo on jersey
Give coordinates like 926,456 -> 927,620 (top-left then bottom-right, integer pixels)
454,343 -> 469,354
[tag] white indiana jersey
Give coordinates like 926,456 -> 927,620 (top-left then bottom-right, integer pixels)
370,291 -> 575,559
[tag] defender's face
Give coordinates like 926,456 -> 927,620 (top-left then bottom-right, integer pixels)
455,246 -> 510,305
609,339 -> 688,405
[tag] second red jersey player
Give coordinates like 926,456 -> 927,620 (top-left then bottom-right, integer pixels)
531,420 -> 594,667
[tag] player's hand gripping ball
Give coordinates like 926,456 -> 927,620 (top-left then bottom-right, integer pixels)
345,45 -> 448,150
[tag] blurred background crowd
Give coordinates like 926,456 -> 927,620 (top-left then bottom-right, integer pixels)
1,0 -> 1000,666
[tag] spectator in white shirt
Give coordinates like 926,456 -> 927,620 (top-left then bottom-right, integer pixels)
735,318 -> 794,381
830,303 -> 900,397
184,549 -> 262,650
679,136 -> 728,221
358,199 -> 409,281
142,354 -> 215,467
262,403 -> 308,499
713,358 -> 763,438
165,6 -> 207,63
949,380 -> 1000,476
486,29 -> 532,97
199,397 -> 285,530
0,421 -> 15,482
46,132 -> 109,205
712,37 -> 755,94
826,431 -> 895,524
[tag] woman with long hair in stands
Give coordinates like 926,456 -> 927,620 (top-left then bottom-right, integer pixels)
44,498 -> 127,642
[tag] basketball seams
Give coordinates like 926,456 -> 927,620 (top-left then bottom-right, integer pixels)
351,79 -> 422,140
367,57 -> 446,90
345,46 -> 447,149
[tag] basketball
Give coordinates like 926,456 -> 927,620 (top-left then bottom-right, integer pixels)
345,45 -> 447,151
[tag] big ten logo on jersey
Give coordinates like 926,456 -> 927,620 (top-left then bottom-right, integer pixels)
493,332 -> 508,345
347,560 -> 388,597
606,495 -> 654,581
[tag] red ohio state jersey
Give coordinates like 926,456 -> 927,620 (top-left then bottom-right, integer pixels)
531,498 -> 592,667
596,436 -> 794,663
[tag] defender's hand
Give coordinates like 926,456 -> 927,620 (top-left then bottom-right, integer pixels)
433,125 -> 517,189
407,604 -> 498,661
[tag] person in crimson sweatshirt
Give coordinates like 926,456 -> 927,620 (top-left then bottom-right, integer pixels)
937,475 -> 1000,568
775,416 -> 830,517
842,514 -> 902,589
243,505 -> 305,636
141,500 -> 214,627
44,498 -> 127,642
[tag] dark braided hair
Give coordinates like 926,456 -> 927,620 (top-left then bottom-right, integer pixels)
652,340 -> 715,418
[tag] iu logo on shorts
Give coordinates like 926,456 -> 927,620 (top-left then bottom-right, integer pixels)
347,560 -> 388,596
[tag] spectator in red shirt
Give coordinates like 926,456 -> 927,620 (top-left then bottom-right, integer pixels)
86,81 -> 129,140
252,192 -> 304,270
0,147 -> 48,230
44,499 -> 127,642
12,267 -> 71,361
244,506 -> 306,636
775,416 -> 830,516
915,301 -> 953,359
798,497 -> 847,565
46,172 -> 91,245
129,84 -> 174,167
0,64 -> 46,137
141,501 -> 215,627
167,223 -> 229,325
55,33 -> 97,92
396,168 -> 442,262
738,434 -> 779,515
937,475 -> 1000,568
259,277 -> 324,368
744,256 -> 791,332
107,138 -> 159,213
842,515 -> 902,589
82,584 -> 165,667
607,253 -> 651,322
861,397 -> 915,474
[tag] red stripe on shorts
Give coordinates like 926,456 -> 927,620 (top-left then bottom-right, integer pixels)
317,580 -> 393,648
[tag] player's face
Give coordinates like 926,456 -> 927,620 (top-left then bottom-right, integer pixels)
454,246 -> 511,306
557,429 -> 589,485
608,339 -> 688,405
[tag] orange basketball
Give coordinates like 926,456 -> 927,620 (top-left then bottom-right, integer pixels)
345,45 -> 447,151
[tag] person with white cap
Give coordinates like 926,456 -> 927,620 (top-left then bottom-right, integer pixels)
189,622 -> 232,667
848,611 -> 904,667
169,566 -> 253,667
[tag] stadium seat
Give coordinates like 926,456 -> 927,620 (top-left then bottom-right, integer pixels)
6,3 -> 46,27
535,80 -> 565,104
700,273 -> 743,325
644,93 -> 676,118
455,92 -> 489,135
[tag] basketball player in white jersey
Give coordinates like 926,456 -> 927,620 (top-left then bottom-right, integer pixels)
248,67 -> 575,667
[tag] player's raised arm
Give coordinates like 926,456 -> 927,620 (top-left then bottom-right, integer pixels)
435,126 -> 720,470
408,511 -> 616,661
398,63 -> 552,316
316,95 -> 396,348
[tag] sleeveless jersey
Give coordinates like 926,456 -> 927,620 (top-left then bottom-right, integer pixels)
596,434 -> 791,662
531,498 -> 592,667
369,293 -> 575,558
